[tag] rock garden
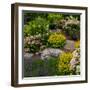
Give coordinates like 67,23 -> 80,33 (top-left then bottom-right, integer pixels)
23,13 -> 80,77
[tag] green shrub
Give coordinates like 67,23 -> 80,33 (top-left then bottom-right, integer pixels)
58,52 -> 73,75
24,17 -> 49,37
31,59 -> 44,76
24,57 -> 59,77
41,32 -> 50,46
48,32 -> 66,48
29,44 -> 40,53
24,13 -> 48,24
48,13 -> 64,29
48,13 -> 63,23
24,62 -> 32,77
24,59 -> 44,77
46,57 -> 58,76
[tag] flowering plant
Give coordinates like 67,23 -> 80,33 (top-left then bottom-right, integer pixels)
58,52 -> 73,75
48,33 -> 66,48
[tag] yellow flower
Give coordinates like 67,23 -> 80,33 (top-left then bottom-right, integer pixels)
48,33 -> 66,48
75,40 -> 80,48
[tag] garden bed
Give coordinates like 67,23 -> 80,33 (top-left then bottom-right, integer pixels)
23,12 -> 80,77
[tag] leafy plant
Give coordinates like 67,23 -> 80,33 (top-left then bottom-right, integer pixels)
24,17 -> 49,37
58,52 -> 73,75
24,57 -> 59,77
24,13 -> 48,24
48,13 -> 64,29
46,57 -> 58,76
48,13 -> 63,23
31,59 -> 44,76
48,32 -> 66,48
24,62 -> 32,77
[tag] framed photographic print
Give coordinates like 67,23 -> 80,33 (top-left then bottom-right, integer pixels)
11,3 -> 88,87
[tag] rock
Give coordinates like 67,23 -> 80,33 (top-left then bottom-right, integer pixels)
24,48 -> 30,53
70,48 -> 80,71
24,53 -> 33,60
49,48 -> 63,57
72,48 -> 80,58
64,40 -> 75,51
41,48 -> 63,60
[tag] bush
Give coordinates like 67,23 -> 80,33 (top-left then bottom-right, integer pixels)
24,13 -> 48,24
24,35 -> 42,53
48,13 -> 64,29
31,59 -> 44,76
58,52 -> 73,75
63,18 -> 80,40
46,57 -> 58,76
48,13 -> 63,23
24,17 -> 49,37
41,32 -> 50,46
48,32 -> 66,48
24,59 -> 45,77
24,62 -> 32,77
24,57 -> 59,77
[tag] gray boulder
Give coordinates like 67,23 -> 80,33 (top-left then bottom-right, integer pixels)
41,48 -> 63,60
64,40 -> 75,51
24,53 -> 33,60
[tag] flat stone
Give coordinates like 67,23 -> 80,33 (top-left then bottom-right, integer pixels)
64,40 -> 75,51
24,53 -> 33,60
41,48 -> 63,60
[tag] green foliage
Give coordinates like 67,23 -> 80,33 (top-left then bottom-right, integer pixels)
48,13 -> 64,29
24,59 -> 44,77
29,44 -> 40,53
48,13 -> 63,23
58,52 -> 73,75
24,17 -> 49,37
63,15 -> 80,20
24,62 -> 32,77
31,59 -> 44,76
24,13 -> 48,24
48,32 -> 66,48
46,57 -> 58,76
31,57 -> 59,76
41,33 -> 52,47
24,57 -> 59,77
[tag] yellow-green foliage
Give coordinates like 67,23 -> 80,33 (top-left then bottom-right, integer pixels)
48,33 -> 66,48
58,52 -> 73,75
75,40 -> 80,48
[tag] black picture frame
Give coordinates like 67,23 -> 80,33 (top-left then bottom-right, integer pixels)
11,3 -> 88,87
